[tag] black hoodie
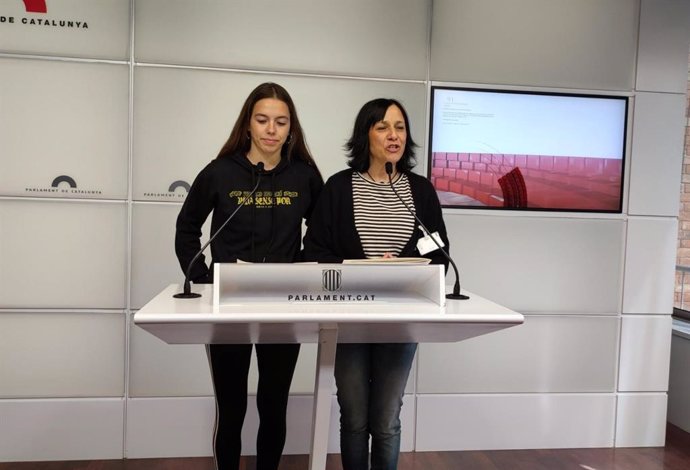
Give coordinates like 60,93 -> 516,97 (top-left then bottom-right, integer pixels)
175,152 -> 323,284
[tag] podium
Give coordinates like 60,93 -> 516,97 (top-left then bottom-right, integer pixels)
134,263 -> 523,470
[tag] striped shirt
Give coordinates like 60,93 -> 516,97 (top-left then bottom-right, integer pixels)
352,172 -> 415,258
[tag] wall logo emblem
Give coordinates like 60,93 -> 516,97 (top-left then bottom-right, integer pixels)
24,175 -> 102,195
168,180 -> 191,193
51,175 -> 76,188
23,1 -> 47,13
143,180 -> 190,199
1,1 -> 88,29
322,269 -> 342,292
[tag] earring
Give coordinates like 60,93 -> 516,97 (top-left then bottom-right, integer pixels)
246,131 -> 251,140
286,134 -> 293,144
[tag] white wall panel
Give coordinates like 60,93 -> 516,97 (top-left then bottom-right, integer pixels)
615,393 -> 668,447
133,67 -> 426,201
129,319 -> 212,398
131,203 -> 190,309
430,0 -> 638,89
126,397 -> 214,458
443,214 -> 624,313
282,395 -> 344,455
135,0 -> 427,80
286,344 -> 319,395
0,0 -> 129,59
418,315 -> 619,393
622,217 -> 677,314
125,394 -> 415,458
0,398 -> 124,462
0,200 -> 127,308
668,331 -> 690,432
627,92 -> 686,216
636,0 -> 690,93
618,315 -> 672,392
416,393 -> 615,451
0,58 -> 129,199
0,313 -> 125,398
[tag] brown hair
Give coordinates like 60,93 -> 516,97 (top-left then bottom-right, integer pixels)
216,82 -> 318,173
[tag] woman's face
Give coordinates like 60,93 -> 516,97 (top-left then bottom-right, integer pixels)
368,104 -> 407,169
248,98 -> 291,159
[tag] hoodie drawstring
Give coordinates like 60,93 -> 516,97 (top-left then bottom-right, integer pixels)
262,172 -> 277,263
250,165 -> 257,262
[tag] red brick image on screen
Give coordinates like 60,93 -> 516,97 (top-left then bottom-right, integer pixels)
23,0 -> 47,13
431,152 -> 622,211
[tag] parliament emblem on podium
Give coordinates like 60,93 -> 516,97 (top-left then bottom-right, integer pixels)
322,269 -> 342,292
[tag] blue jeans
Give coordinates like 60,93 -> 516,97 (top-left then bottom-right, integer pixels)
334,343 -> 417,470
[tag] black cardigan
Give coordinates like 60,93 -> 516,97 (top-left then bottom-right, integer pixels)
303,169 -> 450,270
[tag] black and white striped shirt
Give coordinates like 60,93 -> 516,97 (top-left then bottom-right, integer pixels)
352,172 -> 415,258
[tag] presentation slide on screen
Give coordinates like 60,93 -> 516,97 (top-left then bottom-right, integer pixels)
429,88 -> 628,212
431,89 -> 626,158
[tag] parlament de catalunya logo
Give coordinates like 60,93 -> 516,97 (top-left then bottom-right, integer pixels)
1,0 -> 89,29
24,1 -> 46,13
143,180 -> 191,199
24,175 -> 102,195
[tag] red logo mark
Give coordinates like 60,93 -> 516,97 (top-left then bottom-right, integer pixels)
23,0 -> 47,13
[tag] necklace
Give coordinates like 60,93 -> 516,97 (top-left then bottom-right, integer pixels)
365,170 -> 393,184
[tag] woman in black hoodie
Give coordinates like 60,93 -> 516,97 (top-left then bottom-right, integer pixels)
175,82 -> 323,470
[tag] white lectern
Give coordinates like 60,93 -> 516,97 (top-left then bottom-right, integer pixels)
134,263 -> 523,470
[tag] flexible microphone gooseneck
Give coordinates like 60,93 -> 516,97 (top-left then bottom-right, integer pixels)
174,162 -> 265,299
385,162 -> 469,300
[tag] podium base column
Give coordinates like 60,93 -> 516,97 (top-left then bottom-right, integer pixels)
309,323 -> 338,470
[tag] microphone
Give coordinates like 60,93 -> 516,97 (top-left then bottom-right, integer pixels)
385,162 -> 469,300
174,162 -> 265,298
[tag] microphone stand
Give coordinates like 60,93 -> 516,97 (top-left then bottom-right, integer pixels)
385,162 -> 469,300
174,162 -> 264,298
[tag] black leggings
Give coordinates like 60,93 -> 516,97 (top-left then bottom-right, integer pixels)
207,343 -> 300,470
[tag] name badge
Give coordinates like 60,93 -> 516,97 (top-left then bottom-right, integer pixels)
416,228 -> 445,255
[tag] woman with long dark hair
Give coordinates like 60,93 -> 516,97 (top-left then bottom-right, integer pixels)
175,82 -> 323,470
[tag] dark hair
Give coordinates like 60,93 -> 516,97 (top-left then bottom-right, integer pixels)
216,82 -> 320,174
345,98 -> 417,172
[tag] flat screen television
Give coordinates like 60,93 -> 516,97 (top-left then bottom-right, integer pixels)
428,86 -> 629,213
